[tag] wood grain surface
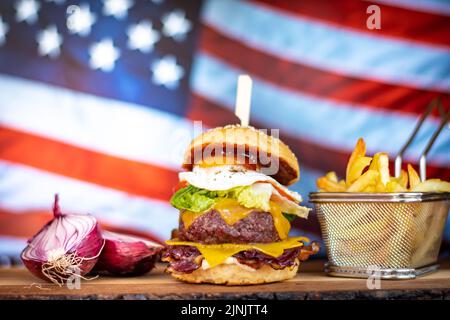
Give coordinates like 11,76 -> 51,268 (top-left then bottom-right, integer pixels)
1,261 -> 449,300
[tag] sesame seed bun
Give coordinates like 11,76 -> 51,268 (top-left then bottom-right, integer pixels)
182,125 -> 300,186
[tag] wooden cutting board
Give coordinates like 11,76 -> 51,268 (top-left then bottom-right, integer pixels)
1,261 -> 449,299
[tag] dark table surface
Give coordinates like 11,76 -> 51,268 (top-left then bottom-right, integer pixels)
1,260 -> 449,300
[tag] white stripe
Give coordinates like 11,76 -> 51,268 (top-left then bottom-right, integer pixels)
0,236 -> 26,258
0,164 -> 322,259
371,0 -> 450,16
191,53 -> 450,165
0,161 -> 178,240
203,0 -> 450,92
0,74 -> 193,170
0,160 -> 321,255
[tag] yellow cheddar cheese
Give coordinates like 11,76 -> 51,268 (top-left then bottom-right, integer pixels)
165,237 -> 309,268
181,199 -> 291,239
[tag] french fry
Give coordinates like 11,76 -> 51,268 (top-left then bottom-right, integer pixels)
397,169 -> 408,189
412,179 -> 450,192
377,153 -> 390,185
347,170 -> 379,192
368,152 -> 390,187
362,185 -> 376,192
325,171 -> 338,183
316,176 -> 346,192
346,138 -> 366,183
368,152 -> 381,171
347,156 -> 372,185
316,138 -> 450,193
386,181 -> 407,192
407,164 -> 421,190
375,181 -> 387,192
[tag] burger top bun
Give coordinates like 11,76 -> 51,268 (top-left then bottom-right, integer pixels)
182,125 -> 300,186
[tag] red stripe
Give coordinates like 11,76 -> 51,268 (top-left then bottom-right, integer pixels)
252,0 -> 450,48
0,209 -> 163,243
0,126 -> 178,202
188,94 -> 450,181
200,25 -> 450,116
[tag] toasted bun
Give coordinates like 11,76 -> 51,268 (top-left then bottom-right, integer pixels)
170,261 -> 299,285
182,125 -> 300,186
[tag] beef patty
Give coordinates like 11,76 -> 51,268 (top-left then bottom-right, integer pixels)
178,209 -> 280,244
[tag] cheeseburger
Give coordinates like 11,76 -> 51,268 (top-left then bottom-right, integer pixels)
163,125 -> 318,285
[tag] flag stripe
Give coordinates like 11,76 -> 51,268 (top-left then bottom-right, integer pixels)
191,53 -> 450,166
0,75 -> 193,170
0,206 -> 322,243
372,0 -> 450,16
0,160 -> 178,240
0,160 -> 322,239
0,210 -> 53,240
253,0 -> 450,47
189,94 -> 450,182
202,0 -> 450,92
0,210 -> 163,243
0,126 -> 179,202
200,25 -> 450,116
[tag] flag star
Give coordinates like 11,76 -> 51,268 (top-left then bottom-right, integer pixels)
0,16 -> 9,46
36,25 -> 63,58
103,0 -> 133,19
127,21 -> 160,53
15,0 -> 40,25
66,3 -> 96,36
161,10 -> 192,41
89,38 -> 120,72
151,55 -> 184,89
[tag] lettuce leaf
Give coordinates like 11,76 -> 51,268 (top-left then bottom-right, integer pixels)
283,213 -> 297,223
170,185 -> 217,212
236,184 -> 271,211
170,185 -> 271,212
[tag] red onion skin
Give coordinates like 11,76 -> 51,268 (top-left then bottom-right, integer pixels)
94,232 -> 162,276
21,195 -> 104,283
21,220 -> 103,282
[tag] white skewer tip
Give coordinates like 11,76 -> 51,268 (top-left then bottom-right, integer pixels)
235,74 -> 252,127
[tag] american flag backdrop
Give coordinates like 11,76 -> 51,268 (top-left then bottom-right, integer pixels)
0,0 -> 449,264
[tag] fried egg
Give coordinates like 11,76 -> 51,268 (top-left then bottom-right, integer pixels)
179,165 -> 309,218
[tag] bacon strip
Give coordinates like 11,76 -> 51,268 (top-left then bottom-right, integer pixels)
162,242 -> 320,274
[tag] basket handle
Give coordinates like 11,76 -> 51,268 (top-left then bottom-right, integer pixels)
394,98 -> 449,181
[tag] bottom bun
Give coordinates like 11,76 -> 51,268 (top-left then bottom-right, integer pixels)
170,260 -> 299,285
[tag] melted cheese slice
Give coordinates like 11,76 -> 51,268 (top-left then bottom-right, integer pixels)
166,237 -> 310,268
181,199 -> 291,240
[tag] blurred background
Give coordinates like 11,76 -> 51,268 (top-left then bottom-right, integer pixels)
0,0 -> 449,265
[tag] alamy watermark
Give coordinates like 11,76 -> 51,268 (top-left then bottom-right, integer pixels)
170,121 -> 281,176
65,266 -> 82,290
366,265 -> 382,290
366,5 -> 381,30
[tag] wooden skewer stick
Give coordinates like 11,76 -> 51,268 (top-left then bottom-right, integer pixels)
235,74 -> 252,127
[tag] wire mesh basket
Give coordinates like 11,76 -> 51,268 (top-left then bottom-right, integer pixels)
309,99 -> 450,279
310,192 -> 449,279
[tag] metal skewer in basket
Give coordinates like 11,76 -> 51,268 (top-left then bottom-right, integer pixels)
310,99 -> 450,279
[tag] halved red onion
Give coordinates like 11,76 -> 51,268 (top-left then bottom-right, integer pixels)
94,230 -> 163,276
21,195 -> 104,286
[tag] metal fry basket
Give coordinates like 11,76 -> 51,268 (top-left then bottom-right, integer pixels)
310,192 -> 449,279
310,99 -> 450,279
